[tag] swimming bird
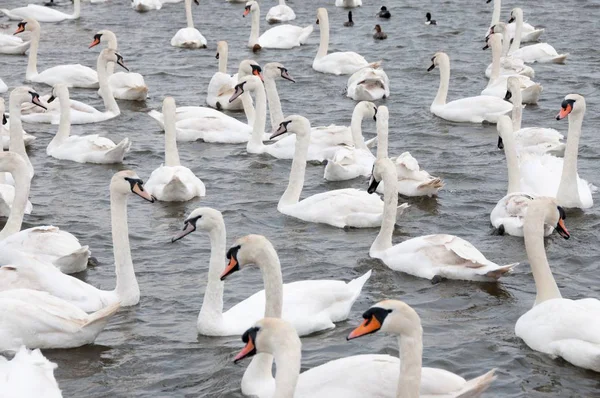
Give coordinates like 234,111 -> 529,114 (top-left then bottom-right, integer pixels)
425,12 -> 436,25
377,6 -> 390,18
373,25 -> 387,40
343,11 -> 354,27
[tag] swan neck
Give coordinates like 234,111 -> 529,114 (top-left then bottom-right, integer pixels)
511,91 -> 523,131
523,204 -> 562,305
52,91 -> 72,145
503,128 -> 521,194
278,0 -> 286,5
164,107 -> 181,167
8,97 -> 32,177
350,107 -> 368,150
501,28 -> 510,56
0,157 -> 30,239
264,76 -> 283,133
72,0 -> 81,18
218,47 -> 228,74
198,224 -> 226,322
316,13 -> 329,58
509,13 -> 522,53
396,332 -> 423,398
557,112 -> 583,201
376,118 -> 389,159
111,190 -> 139,304
257,245 -> 284,318
278,129 -> 309,208
433,59 -> 450,106
241,91 -> 255,126
105,33 -> 118,76
185,0 -> 195,28
97,55 -> 119,115
247,83 -> 267,151
26,27 -> 41,79
491,0 -> 501,26
249,7 -> 260,46
371,166 -> 398,255
273,339 -> 301,398
489,37 -> 501,83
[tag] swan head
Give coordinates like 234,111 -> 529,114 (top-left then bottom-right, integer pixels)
347,300 -> 422,341
229,74 -> 262,103
10,86 -> 46,111
526,198 -> 570,239
427,52 -> 449,72
215,41 -> 227,59
496,115 -> 513,150
264,63 -> 295,82
89,30 -> 115,49
14,18 -> 40,35
316,7 -> 328,25
111,170 -> 155,203
243,1 -> 258,17
557,94 -> 585,120
221,234 -> 278,280
483,32 -> 501,50
238,60 -> 263,80
355,101 -> 377,121
234,318 -> 300,363
508,8 -> 522,23
270,115 -> 311,139
368,158 -> 396,194
171,207 -> 224,242
47,84 -> 69,104
100,49 -> 129,72
504,76 -> 521,103
0,98 -> 6,126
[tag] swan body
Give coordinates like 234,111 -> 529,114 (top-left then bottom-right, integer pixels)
244,1 -> 312,50
46,84 -> 130,163
314,8 -> 369,75
429,52 -> 512,123
0,289 -> 119,350
171,0 -> 207,48
1,0 -> 80,22
347,63 -> 390,101
273,115 -> 404,229
487,0 -> 543,43
0,33 -> 30,55
335,0 -> 362,7
369,157 -> 516,282
131,0 -> 162,12
15,19 -> 97,88
515,198 -> 599,372
508,8 -> 567,64
266,0 -> 296,23
206,41 -> 244,110
0,346 -> 62,398
145,97 -> 205,201
21,48 -> 125,125
0,170 -> 154,312
89,30 -> 148,101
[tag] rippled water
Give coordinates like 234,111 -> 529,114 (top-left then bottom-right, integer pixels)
1,0 -> 600,396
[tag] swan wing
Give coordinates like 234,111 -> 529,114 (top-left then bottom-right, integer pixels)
171,27 -> 207,48
266,5 -> 296,22
0,346 -> 62,398
434,96 -> 512,123
33,65 -> 98,88
258,25 -> 312,48
314,52 -> 369,75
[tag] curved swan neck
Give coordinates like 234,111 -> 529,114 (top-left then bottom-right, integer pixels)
433,57 -> 450,106
489,34 -> 502,84
163,104 -> 181,167
316,11 -> 329,58
509,12 -> 522,53
491,0 -> 501,26
511,88 -> 523,131
396,331 -> 423,398
272,338 -> 301,398
264,76 -> 283,133
218,43 -> 228,73
249,5 -> 260,47
198,223 -> 226,322
371,163 -> 398,255
50,89 -> 72,145
278,125 -> 310,208
111,190 -> 139,305
523,203 -> 562,305
256,244 -> 284,318
557,109 -> 584,202
8,95 -> 33,177
350,106 -> 369,150
247,82 -> 267,152
0,155 -> 31,239
26,26 -> 41,79
97,55 -> 119,115
185,0 -> 195,29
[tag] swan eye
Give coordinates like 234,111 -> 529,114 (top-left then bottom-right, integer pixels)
124,177 -> 144,189
226,245 -> 241,260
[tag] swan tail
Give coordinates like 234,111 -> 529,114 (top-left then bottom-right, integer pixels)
53,245 -> 91,274
417,177 -> 444,190
298,25 -> 314,44
551,54 -> 568,64
484,262 -> 519,279
82,302 -> 120,336
455,368 -> 497,398
104,138 -> 132,162
327,270 -> 373,323
365,136 -> 378,148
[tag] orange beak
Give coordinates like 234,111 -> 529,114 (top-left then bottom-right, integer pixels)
132,183 -> 155,203
347,316 -> 382,340
556,103 -> 572,120
14,25 -> 25,35
234,337 -> 255,363
220,256 -> 239,280
557,218 -> 570,239
243,8 -> 250,16
252,69 -> 264,82
89,37 -> 101,49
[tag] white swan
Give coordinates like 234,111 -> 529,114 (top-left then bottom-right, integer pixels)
520,94 -> 595,209
481,33 -> 542,105
335,0 -> 362,8
21,48 -> 126,124
171,0 -> 207,49
265,0 -> 295,23
369,157 -> 517,282
314,8 -> 369,75
0,33 -> 30,55
0,346 -> 62,398
206,41 -> 244,111
508,8 -> 568,64
505,76 -> 565,156
428,52 -> 512,123
148,60 -> 262,141
0,289 -> 119,350
0,98 -> 36,153
487,0 -> 543,43
222,234 -> 370,397
374,107 -> 444,197
272,115 -> 405,229
46,84 -> 131,164
244,1 -> 312,51
7,87 -> 42,178
516,197 -> 600,372
485,23 -> 535,79
145,97 -> 205,201
0,79 -> 6,94
15,18 -> 98,88
131,0 -> 162,12
0,170 -> 154,312
89,30 -> 148,101
1,0 -> 80,22
490,116 -> 555,237
233,307 -> 495,397
347,62 -> 390,101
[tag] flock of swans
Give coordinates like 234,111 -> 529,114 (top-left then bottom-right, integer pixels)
0,0 -> 598,396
